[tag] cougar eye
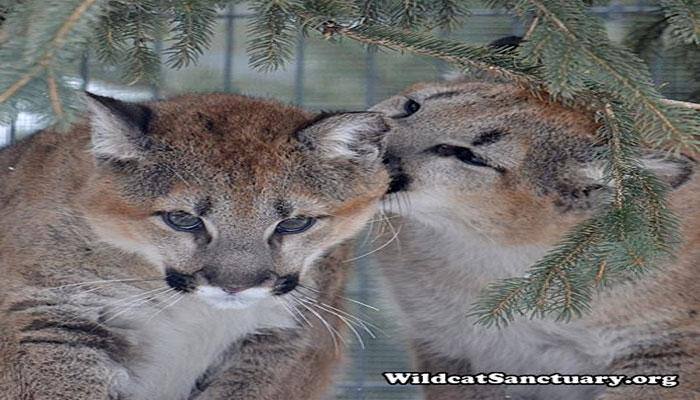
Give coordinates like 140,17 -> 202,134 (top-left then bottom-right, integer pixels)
430,144 -> 490,168
162,211 -> 204,232
275,217 -> 316,235
399,99 -> 421,118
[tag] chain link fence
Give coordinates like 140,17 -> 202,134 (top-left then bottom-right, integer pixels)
1,2 -> 695,399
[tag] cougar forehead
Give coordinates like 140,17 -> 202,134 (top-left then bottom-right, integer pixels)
108,94 -> 306,200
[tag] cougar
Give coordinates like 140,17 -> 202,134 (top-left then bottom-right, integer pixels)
371,80 -> 698,400
0,93 -> 390,399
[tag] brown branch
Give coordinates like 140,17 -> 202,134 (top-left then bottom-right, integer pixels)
603,103 -> 626,211
489,285 -> 525,319
534,227 -> 602,310
523,15 -> 539,40
556,270 -> 573,310
0,0 -> 98,104
594,260 -> 606,285
660,98 -> 700,111
527,0 -> 694,150
47,72 -> 64,119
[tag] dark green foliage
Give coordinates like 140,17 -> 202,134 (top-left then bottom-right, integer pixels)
165,1 -> 219,69
661,0 -> 700,45
247,0 -> 297,72
625,9 -> 700,103
0,0 -> 106,128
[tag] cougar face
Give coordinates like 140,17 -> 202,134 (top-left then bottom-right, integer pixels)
82,94 -> 389,310
373,81 -> 694,245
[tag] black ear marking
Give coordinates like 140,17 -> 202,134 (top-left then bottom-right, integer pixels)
85,92 -> 152,134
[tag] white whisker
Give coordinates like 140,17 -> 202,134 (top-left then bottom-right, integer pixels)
104,286 -> 173,309
99,288 -> 175,325
288,299 -> 314,328
295,296 -> 370,347
344,223 -> 401,263
145,291 -> 185,324
290,295 -> 344,351
41,278 -> 163,292
275,298 -> 302,326
298,284 -> 379,311
293,290 -> 380,338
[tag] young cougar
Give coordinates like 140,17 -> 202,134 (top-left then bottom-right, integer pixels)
371,80 -> 698,400
0,93 -> 390,399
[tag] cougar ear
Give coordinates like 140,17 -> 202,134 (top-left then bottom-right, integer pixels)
638,150 -> 695,189
84,92 -> 153,161
579,149 -> 694,190
295,112 -> 389,165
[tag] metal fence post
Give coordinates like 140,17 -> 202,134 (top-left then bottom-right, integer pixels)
152,40 -> 163,100
347,45 -> 383,400
294,28 -> 306,106
223,4 -> 235,92
80,52 -> 90,91
9,115 -> 16,145
364,46 -> 378,108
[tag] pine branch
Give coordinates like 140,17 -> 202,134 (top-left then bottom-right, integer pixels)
0,0 -> 99,103
294,12 -> 541,90
389,0 -> 429,28
483,1 -> 700,155
515,0 -> 698,154
660,0 -> 700,45
0,0 -> 104,127
93,1 -> 128,64
46,70 -> 64,119
164,1 -> 218,69
355,0 -> 386,22
470,218 -> 605,326
247,0 -> 297,72
468,278 -> 528,327
662,98 -> 700,110
117,0 -> 162,84
430,0 -> 469,31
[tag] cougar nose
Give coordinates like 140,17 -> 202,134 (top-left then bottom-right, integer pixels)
272,274 -> 299,295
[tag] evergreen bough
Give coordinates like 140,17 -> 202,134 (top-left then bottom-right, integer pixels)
0,0 -> 698,326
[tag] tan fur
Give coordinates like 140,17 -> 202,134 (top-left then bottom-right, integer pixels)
371,81 -> 698,400
0,93 -> 389,399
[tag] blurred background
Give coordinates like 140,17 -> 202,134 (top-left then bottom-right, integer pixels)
0,1 -> 697,399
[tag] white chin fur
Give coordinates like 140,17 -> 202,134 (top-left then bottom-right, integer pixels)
195,285 -> 271,310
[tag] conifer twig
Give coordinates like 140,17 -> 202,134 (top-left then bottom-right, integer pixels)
298,14 -> 542,91
526,0 -> 694,151
0,0 -> 98,104
660,98 -> 700,111
47,72 -> 64,119
523,14 -> 539,40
